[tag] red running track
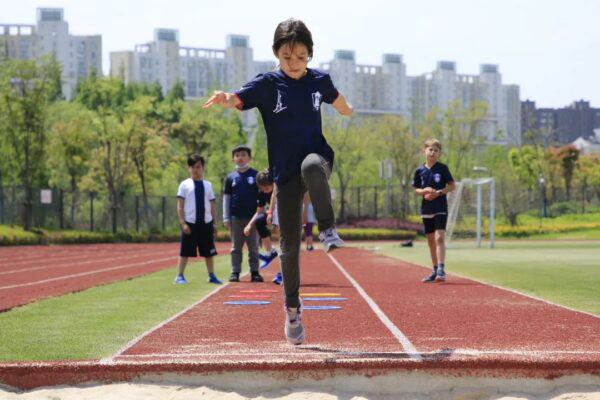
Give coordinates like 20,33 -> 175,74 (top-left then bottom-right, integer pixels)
108,246 -> 600,368
0,242 -> 229,312
1,245 -> 599,390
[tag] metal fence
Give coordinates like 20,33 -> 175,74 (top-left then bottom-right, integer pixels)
1,184 -> 598,232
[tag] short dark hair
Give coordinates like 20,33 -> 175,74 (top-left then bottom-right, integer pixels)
187,154 -> 205,167
272,19 -> 313,59
231,144 -> 252,157
256,170 -> 273,187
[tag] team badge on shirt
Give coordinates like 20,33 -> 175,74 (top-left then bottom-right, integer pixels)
273,90 -> 287,114
312,91 -> 322,111
247,176 -> 255,185
434,173 -> 441,183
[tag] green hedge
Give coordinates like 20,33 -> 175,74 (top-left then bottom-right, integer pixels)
0,225 -> 415,246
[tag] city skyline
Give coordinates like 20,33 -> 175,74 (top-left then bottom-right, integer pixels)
3,0 -> 600,108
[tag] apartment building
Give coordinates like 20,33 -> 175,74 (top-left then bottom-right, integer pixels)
1,8 -> 102,99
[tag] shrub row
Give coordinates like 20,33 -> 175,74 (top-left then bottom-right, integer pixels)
0,226 -> 415,246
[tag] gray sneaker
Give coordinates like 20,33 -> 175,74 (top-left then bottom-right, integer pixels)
435,269 -> 446,282
284,300 -> 304,345
318,227 -> 345,252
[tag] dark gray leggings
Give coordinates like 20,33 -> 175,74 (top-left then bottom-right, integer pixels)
277,153 -> 334,308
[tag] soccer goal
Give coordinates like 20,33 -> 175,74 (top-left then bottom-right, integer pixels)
446,177 -> 496,248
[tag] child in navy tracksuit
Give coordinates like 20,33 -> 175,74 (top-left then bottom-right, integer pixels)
203,19 -> 353,345
243,170 -> 279,269
223,145 -> 263,283
412,138 -> 456,283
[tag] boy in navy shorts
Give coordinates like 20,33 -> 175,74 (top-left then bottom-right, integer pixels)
412,139 -> 456,283
243,170 -> 279,271
223,145 -> 263,283
175,154 -> 221,285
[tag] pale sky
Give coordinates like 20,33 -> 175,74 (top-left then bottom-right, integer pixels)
4,0 -> 600,108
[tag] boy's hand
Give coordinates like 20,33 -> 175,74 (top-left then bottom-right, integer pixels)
203,91 -> 228,108
182,224 -> 191,235
243,224 -> 252,237
267,214 -> 273,225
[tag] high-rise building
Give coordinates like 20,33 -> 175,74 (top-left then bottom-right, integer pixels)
407,62 -> 521,146
0,8 -> 102,99
322,53 -> 520,146
110,29 -> 521,145
110,32 -> 275,99
521,100 -> 600,145
320,51 -> 408,117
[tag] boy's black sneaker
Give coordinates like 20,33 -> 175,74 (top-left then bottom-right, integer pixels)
229,272 -> 240,282
251,272 -> 264,282
422,273 -> 437,283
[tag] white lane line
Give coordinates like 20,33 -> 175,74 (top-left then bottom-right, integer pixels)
0,251 -> 115,267
0,250 -> 171,275
100,280 -> 233,364
327,253 -> 423,362
0,256 -> 177,290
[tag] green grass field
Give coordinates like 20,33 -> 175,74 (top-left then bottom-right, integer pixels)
356,240 -> 600,317
0,256 -> 230,362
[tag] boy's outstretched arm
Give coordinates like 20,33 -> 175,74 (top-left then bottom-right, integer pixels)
203,90 -> 242,109
332,93 -> 353,116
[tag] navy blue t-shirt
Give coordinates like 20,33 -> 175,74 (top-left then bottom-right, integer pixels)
224,168 -> 258,219
257,190 -> 271,208
412,162 -> 454,215
235,68 -> 339,185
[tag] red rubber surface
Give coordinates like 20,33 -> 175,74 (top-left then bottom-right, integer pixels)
1,245 -> 599,389
0,243 -> 229,311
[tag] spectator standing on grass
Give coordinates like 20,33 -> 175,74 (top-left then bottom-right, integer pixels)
175,154 -> 221,285
412,138 -> 456,283
203,19 -> 353,345
223,145 -> 263,283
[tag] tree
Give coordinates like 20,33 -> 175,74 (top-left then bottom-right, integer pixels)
419,101 -> 488,179
171,102 -> 244,195
0,57 -> 62,229
554,144 -> 579,201
325,116 -> 370,222
375,115 -> 422,219
46,101 -> 94,227
75,76 -> 137,233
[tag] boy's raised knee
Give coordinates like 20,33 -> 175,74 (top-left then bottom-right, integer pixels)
301,154 -> 323,179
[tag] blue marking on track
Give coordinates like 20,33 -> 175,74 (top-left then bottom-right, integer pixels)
304,305 -> 342,310
224,301 -> 271,305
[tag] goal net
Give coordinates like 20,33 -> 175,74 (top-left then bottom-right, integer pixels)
446,177 -> 496,248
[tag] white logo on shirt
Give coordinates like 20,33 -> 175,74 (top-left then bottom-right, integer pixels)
434,173 -> 441,183
273,90 -> 287,114
247,176 -> 255,185
312,91 -> 322,111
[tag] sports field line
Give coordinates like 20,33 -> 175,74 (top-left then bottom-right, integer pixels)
327,253 -> 423,362
113,349 -> 600,358
0,250 -> 116,268
100,276 -> 242,364
0,249 -> 171,275
0,256 -> 177,291
401,259 -> 600,320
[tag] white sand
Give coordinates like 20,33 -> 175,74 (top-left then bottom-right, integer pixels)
1,383 -> 600,400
